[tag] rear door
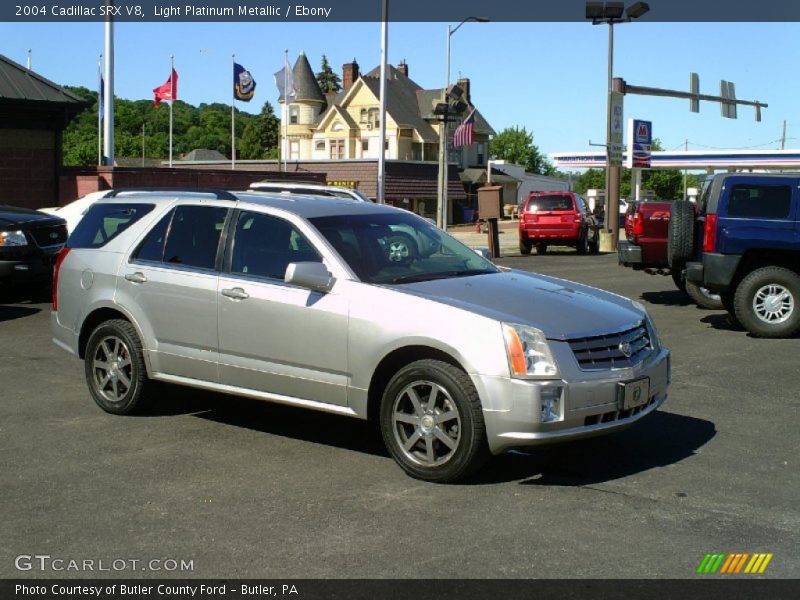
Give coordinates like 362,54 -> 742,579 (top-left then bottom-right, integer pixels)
716,177 -> 797,255
120,203 -> 230,381
216,209 -> 350,407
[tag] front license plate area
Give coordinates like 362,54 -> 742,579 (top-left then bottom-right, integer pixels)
618,377 -> 650,410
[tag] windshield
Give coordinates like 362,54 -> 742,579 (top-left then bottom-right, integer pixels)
309,212 -> 498,284
525,195 -> 574,212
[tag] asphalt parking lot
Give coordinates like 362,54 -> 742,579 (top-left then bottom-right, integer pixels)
0,252 -> 797,579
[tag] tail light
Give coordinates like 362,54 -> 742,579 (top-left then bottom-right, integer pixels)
632,212 -> 644,237
524,213 -> 538,223
52,247 -> 71,311
703,214 -> 718,253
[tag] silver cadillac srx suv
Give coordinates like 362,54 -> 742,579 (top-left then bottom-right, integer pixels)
51,189 -> 670,482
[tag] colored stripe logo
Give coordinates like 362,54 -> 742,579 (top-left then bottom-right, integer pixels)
697,553 -> 773,574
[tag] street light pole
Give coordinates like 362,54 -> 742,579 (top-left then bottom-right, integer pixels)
437,16 -> 488,230
603,21 -> 614,248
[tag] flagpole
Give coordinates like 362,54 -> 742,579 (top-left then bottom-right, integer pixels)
283,49 -> 288,173
377,0 -> 388,204
97,54 -> 102,166
102,5 -> 114,167
169,54 -> 174,168
231,54 -> 236,170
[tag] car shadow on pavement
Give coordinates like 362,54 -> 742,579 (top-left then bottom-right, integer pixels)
699,313 -> 747,333
0,284 -> 51,306
0,304 -> 41,322
640,290 -> 694,307
468,411 -> 716,486
146,384 -> 388,457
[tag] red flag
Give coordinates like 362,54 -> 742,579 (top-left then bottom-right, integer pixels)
453,109 -> 476,148
153,68 -> 178,107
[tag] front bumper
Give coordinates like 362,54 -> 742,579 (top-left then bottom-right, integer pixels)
0,248 -> 62,285
479,348 -> 670,454
617,240 -> 643,266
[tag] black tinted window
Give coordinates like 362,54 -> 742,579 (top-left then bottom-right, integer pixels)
727,185 -> 792,219
132,210 -> 172,262
163,206 -> 228,270
525,195 -> 574,212
230,212 -> 321,280
69,203 -> 154,249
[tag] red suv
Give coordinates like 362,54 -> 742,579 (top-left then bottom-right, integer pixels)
518,192 -> 600,255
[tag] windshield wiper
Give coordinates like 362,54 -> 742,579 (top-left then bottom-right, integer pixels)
389,269 -> 494,284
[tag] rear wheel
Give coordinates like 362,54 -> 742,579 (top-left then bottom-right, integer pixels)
671,268 -> 687,293
380,359 -> 489,483
668,201 -> 695,268
734,267 -> 800,338
685,279 -> 723,310
84,319 -> 152,415
519,238 -> 532,255
536,243 -> 548,255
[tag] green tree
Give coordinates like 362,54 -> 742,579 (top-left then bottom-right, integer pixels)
239,101 -> 280,159
489,126 -> 555,175
316,55 -> 341,94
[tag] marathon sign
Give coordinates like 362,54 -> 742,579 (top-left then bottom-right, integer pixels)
626,118 -> 652,169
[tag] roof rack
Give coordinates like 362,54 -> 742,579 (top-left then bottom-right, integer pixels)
102,187 -> 238,201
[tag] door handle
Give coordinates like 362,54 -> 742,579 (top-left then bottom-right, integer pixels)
221,287 -> 250,300
124,272 -> 147,284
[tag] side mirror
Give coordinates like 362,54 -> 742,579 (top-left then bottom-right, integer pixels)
285,262 -> 335,293
474,247 -> 492,261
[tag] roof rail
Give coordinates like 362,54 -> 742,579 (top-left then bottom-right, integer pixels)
102,187 -> 238,201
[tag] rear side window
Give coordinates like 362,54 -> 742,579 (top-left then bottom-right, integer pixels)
163,205 -> 229,270
525,195 -> 574,212
69,203 -> 154,249
131,210 -> 173,262
727,185 -> 792,219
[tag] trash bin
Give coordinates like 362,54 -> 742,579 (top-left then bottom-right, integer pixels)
462,208 -> 475,223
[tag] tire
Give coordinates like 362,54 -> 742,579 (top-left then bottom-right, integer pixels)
671,268 -> 687,293
379,359 -> 489,483
685,279 -> 723,310
720,291 -> 737,319
734,266 -> 800,338
667,201 -> 695,268
84,319 -> 152,415
536,243 -> 548,255
576,233 -> 589,255
385,233 -> 418,263
519,238 -> 532,255
588,232 -> 600,254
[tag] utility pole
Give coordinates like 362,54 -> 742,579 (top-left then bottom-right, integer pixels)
781,120 -> 787,150
141,123 -> 146,167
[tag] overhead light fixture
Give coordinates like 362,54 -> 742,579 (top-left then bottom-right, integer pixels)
604,2 -> 625,19
626,1 -> 650,19
585,1 -> 605,19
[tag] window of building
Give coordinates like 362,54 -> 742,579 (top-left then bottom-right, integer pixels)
368,108 -> 380,127
477,143 -> 485,165
315,140 -> 326,152
330,139 -> 345,160
361,139 -> 369,153
360,108 -> 368,123
289,141 -> 300,160
289,105 -> 299,124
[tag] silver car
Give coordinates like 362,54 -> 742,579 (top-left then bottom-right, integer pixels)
51,189 -> 670,482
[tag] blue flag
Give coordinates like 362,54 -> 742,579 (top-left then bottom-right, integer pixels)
233,62 -> 256,101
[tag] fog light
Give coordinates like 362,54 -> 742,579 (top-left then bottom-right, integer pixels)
541,386 -> 563,423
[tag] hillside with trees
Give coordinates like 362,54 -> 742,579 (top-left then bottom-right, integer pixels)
62,86 -> 280,166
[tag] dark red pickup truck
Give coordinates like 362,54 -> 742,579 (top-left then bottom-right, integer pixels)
617,200 -> 722,309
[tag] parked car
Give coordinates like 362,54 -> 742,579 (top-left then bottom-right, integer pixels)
617,200 -> 722,309
40,190 -> 110,234
249,181 -> 372,202
51,188 -> 670,482
0,206 -> 67,289
518,192 -> 600,255
682,173 -> 800,338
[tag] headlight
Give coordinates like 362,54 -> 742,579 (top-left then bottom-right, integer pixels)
0,230 -> 28,247
502,323 -> 559,379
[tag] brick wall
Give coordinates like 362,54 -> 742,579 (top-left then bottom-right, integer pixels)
0,129 -> 56,209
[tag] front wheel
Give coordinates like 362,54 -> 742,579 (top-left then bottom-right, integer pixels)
379,359 -> 489,483
734,267 -> 800,338
84,319 -> 152,415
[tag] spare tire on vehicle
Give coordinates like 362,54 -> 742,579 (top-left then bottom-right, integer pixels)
667,201 -> 695,268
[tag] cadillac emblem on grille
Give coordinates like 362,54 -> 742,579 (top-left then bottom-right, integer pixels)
619,342 -> 633,358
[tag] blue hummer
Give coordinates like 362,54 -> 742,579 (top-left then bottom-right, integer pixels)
675,173 -> 800,338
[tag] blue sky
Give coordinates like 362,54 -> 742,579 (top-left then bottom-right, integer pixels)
2,21 -> 798,164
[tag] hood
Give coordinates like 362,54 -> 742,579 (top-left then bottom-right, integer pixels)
0,206 -> 65,228
388,270 -> 645,340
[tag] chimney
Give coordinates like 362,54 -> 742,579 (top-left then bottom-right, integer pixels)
397,60 -> 408,77
342,59 -> 359,90
457,77 -> 471,105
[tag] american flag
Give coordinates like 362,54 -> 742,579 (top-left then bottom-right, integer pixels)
452,108 -> 476,148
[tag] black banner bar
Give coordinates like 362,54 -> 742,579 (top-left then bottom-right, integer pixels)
3,0 -> 800,22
